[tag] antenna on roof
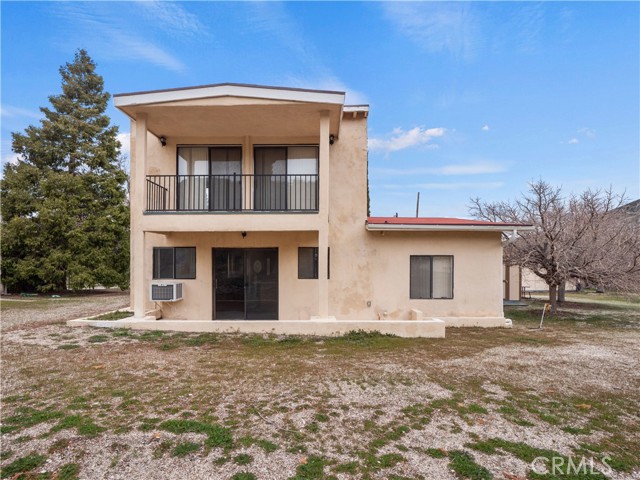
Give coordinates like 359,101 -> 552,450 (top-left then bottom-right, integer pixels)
416,192 -> 420,218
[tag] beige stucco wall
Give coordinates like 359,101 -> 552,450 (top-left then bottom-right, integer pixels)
130,105 -> 506,324
327,118 -> 504,320
521,268 -> 574,293
145,231 -> 318,320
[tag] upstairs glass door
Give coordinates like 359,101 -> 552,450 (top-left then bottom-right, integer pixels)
177,146 -> 242,211
210,147 -> 242,211
177,147 -> 208,210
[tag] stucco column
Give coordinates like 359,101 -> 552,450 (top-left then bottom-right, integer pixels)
132,113 -> 147,319
317,111 -> 330,318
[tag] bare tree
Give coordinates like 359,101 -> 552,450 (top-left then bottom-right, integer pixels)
469,180 -> 640,314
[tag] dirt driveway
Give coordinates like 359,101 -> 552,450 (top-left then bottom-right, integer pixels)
1,294 -> 638,479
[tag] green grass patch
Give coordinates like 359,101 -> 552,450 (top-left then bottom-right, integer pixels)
1,407 -> 63,434
88,310 -> 133,321
52,415 -> 105,436
314,413 -> 329,423
1,453 -> 47,479
328,329 -> 399,347
111,328 -> 133,337
58,462 -> 81,480
138,330 -> 166,341
371,452 -> 404,469
334,461 -> 359,474
184,333 -> 219,346
232,473 -> 256,480
138,417 -> 162,432
466,438 -> 609,478
87,334 -> 110,343
449,451 -> 492,480
563,426 -> 592,435
289,455 -> 327,479
466,403 -> 488,414
172,441 -> 200,457
152,440 -> 172,459
57,343 -> 81,350
159,419 -> 232,449
0,450 -> 13,461
256,439 -> 278,453
401,403 -> 433,427
234,453 -> 253,465
425,447 -> 447,458
1,297 -> 81,310
238,436 -> 278,453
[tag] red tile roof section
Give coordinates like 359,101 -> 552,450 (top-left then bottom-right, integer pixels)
367,217 -> 531,227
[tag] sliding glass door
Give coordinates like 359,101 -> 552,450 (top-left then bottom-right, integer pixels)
254,146 -> 318,211
177,147 -> 208,210
210,148 -> 242,210
177,146 -> 242,211
213,248 -> 278,320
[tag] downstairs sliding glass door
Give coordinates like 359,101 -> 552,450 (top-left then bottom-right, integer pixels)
213,248 -> 278,320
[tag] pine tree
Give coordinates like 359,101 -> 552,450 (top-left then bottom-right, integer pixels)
1,49 -> 129,292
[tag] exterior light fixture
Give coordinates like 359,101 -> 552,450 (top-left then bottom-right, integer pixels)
159,136 -> 167,147
329,134 -> 335,145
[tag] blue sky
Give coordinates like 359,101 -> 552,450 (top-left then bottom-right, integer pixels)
2,1 -> 638,217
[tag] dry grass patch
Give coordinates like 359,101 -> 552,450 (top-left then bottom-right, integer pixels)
1,295 -> 638,479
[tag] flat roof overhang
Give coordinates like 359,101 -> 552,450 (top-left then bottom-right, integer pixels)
114,83 -> 346,138
365,217 -> 535,233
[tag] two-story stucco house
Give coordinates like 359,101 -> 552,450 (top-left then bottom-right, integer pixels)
110,83 -> 530,338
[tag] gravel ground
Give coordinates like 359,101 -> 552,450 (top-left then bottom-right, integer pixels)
1,290 -> 129,330
1,296 -> 639,479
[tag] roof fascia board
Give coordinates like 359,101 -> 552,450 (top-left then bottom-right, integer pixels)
344,105 -> 369,112
366,223 -> 535,232
114,84 -> 345,108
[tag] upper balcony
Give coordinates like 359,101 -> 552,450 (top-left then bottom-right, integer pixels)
115,83 -> 345,233
146,173 -> 318,213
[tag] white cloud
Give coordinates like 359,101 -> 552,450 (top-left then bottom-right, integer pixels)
372,161 -> 505,176
1,105 -> 40,120
578,127 -> 596,139
382,2 -> 480,60
54,3 -> 187,73
383,181 -> 504,191
117,133 -> 131,160
244,3 -> 368,105
369,127 -> 445,153
2,152 -> 20,167
136,1 -> 207,38
286,75 -> 368,105
509,3 -> 546,53
481,124 -> 490,131
110,32 -> 186,73
568,138 -> 579,144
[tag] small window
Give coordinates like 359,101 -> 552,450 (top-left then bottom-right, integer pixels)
410,255 -> 453,299
153,247 -> 196,279
298,247 -> 318,279
298,247 -> 330,279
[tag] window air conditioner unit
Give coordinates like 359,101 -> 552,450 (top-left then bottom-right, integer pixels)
150,282 -> 183,302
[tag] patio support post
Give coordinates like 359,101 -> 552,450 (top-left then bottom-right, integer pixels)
318,111 -> 330,318
132,113 -> 148,319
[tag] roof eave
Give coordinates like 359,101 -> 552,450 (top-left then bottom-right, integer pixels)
365,223 -> 535,232
114,83 -> 346,108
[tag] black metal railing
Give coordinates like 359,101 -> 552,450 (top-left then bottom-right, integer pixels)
146,174 -> 319,212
